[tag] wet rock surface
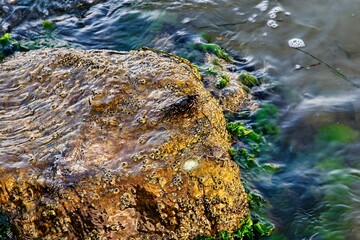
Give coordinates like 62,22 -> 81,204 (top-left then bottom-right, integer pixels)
201,53 -> 257,113
0,48 -> 248,239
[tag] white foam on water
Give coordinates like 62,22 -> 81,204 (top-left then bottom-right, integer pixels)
268,6 -> 284,19
288,38 -> 306,48
255,0 -> 269,12
267,20 -> 279,29
268,12 -> 276,19
248,16 -> 256,23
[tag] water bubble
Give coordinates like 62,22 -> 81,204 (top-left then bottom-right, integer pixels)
268,6 -> 284,18
288,38 -> 306,48
267,20 -> 279,29
268,12 -> 276,19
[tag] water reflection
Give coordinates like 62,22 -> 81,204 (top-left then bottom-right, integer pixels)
2,0 -> 360,239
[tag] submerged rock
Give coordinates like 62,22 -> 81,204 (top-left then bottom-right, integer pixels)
0,48 -> 248,239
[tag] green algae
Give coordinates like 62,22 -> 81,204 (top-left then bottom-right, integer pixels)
225,125 -> 277,239
200,32 -> 215,44
313,168 -> 360,240
205,67 -> 219,75
194,43 -> 233,62
315,157 -> 344,170
0,33 -> 11,46
196,71 -> 278,240
211,58 -> 221,67
224,103 -> 282,240
316,123 -> 359,144
251,103 -> 280,136
197,216 -> 273,240
42,20 -> 56,32
0,25 -> 69,61
238,72 -> 260,88
216,74 -> 230,89
233,217 -> 255,239
227,122 -> 263,143
0,33 -> 25,61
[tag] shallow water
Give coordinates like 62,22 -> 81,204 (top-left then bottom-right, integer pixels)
2,0 -> 360,239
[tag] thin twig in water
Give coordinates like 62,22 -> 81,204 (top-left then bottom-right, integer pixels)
196,21 -> 247,30
295,48 -> 360,88
278,19 -> 320,30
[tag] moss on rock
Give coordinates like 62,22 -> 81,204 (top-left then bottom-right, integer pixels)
238,72 -> 260,88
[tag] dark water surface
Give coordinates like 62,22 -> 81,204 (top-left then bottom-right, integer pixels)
1,0 -> 360,239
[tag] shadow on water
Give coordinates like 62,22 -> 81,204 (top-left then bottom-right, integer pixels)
1,0 -> 360,239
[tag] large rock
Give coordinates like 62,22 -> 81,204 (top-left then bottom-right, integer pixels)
0,48 -> 248,239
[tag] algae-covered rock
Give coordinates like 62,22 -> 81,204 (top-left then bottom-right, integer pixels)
238,72 -> 260,88
201,53 -> 257,113
0,48 -> 248,239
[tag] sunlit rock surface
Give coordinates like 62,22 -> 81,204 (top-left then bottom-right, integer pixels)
0,48 -> 248,239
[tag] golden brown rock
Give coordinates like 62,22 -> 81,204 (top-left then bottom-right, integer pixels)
0,48 -> 248,239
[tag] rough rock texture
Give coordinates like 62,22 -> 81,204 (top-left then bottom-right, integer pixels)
201,53 -> 257,113
0,48 -> 248,239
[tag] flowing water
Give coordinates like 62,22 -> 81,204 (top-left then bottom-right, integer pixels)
1,0 -> 360,239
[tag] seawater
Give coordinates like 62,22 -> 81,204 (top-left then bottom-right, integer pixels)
1,0 -> 360,239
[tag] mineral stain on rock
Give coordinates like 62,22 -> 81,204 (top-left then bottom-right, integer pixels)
0,48 -> 248,239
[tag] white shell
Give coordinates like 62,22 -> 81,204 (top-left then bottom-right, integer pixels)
183,160 -> 199,171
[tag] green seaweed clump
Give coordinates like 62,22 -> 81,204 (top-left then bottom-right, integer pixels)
0,33 -> 11,46
250,103 -> 280,136
198,102 -> 280,240
205,67 -> 219,76
224,103 -> 282,240
234,216 -> 274,239
238,72 -> 260,88
216,74 -> 230,89
0,33 -> 25,61
194,43 -> 233,62
197,216 -> 273,240
42,20 -> 56,32
227,122 -> 262,143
